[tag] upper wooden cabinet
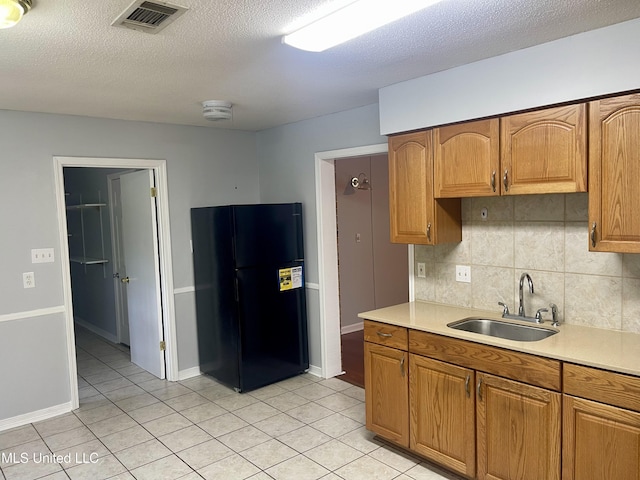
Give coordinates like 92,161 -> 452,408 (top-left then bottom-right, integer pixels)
502,104 -> 587,195
589,93 -> 640,253
434,105 -> 587,197
434,119 -> 500,197
388,131 -> 461,245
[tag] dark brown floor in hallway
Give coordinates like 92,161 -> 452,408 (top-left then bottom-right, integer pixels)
338,330 -> 364,388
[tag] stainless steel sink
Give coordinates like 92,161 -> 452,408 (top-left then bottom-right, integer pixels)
447,317 -> 558,342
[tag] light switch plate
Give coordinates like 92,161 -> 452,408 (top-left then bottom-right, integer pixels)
456,265 -> 471,283
32,248 -> 55,263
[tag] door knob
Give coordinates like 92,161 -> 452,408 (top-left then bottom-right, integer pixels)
121,277 -> 130,284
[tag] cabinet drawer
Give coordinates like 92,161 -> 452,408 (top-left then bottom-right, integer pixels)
364,320 -> 408,350
564,363 -> 640,413
409,330 -> 561,390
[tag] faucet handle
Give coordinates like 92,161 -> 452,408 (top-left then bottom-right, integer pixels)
549,303 -> 559,327
498,301 -> 510,317
535,308 -> 548,324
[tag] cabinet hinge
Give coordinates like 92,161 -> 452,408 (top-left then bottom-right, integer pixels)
151,187 -> 157,198
160,341 -> 166,351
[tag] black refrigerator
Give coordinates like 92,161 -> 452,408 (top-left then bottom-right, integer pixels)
190,203 -> 309,392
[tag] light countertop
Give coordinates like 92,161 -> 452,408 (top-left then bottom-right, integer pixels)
358,301 -> 640,378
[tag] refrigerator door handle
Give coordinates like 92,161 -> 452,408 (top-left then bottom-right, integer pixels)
234,277 -> 239,302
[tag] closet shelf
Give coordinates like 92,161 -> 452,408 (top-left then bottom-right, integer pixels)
66,203 -> 107,210
70,256 -> 109,265
66,192 -> 108,274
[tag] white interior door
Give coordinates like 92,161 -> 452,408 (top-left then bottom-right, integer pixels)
120,170 -> 165,378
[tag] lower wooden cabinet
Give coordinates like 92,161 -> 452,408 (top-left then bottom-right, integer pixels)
476,373 -> 561,480
365,325 -> 639,480
364,341 -> 409,447
409,354 -> 476,478
563,395 -> 640,480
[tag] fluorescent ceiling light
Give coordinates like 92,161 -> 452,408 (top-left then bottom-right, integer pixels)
283,0 -> 444,52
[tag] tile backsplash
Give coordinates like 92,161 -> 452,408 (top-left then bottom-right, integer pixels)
414,193 -> 640,333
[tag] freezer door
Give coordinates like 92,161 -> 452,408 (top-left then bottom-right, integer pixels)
232,203 -> 304,268
236,263 -> 309,391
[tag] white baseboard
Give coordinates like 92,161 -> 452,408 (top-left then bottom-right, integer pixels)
74,317 -> 118,344
0,402 -> 72,433
178,367 -> 202,381
307,364 -> 323,378
341,321 -> 364,335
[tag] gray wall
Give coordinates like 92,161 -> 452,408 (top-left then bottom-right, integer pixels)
0,110 -> 258,422
379,17 -> 640,135
256,104 -> 386,369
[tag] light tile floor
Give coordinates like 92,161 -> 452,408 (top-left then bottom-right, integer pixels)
0,328 -> 462,480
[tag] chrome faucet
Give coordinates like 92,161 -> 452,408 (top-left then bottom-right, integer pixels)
518,273 -> 534,317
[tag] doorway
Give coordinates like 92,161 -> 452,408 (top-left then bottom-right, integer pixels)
54,157 -> 178,410
334,154 -> 409,386
315,144 -> 415,380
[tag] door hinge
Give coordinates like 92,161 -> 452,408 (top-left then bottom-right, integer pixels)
151,187 -> 157,198
160,341 -> 166,351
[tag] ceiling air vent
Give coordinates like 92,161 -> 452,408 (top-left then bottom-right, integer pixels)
112,0 -> 188,34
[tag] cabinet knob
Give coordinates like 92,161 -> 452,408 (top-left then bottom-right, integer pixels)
590,222 -> 597,248
490,171 -> 496,192
426,222 -> 432,242
477,377 -> 483,401
376,332 -> 392,338
400,354 -> 405,377
465,375 -> 471,398
121,277 -> 130,284
503,169 -> 509,192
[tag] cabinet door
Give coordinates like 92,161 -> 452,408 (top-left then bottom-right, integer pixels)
589,93 -> 640,253
501,104 -> 587,195
364,342 -> 409,447
409,355 -> 476,478
476,373 -> 561,480
563,395 -> 640,480
389,131 -> 462,245
434,118 -> 500,197
389,131 -> 433,244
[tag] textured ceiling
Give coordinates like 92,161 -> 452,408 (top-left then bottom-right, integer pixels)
1,0 -> 640,131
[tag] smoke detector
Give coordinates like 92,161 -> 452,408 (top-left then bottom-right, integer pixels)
202,101 -> 233,121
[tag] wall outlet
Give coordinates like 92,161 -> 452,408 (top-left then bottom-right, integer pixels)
31,248 -> 55,263
417,262 -> 426,278
456,265 -> 471,283
23,272 -> 35,288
